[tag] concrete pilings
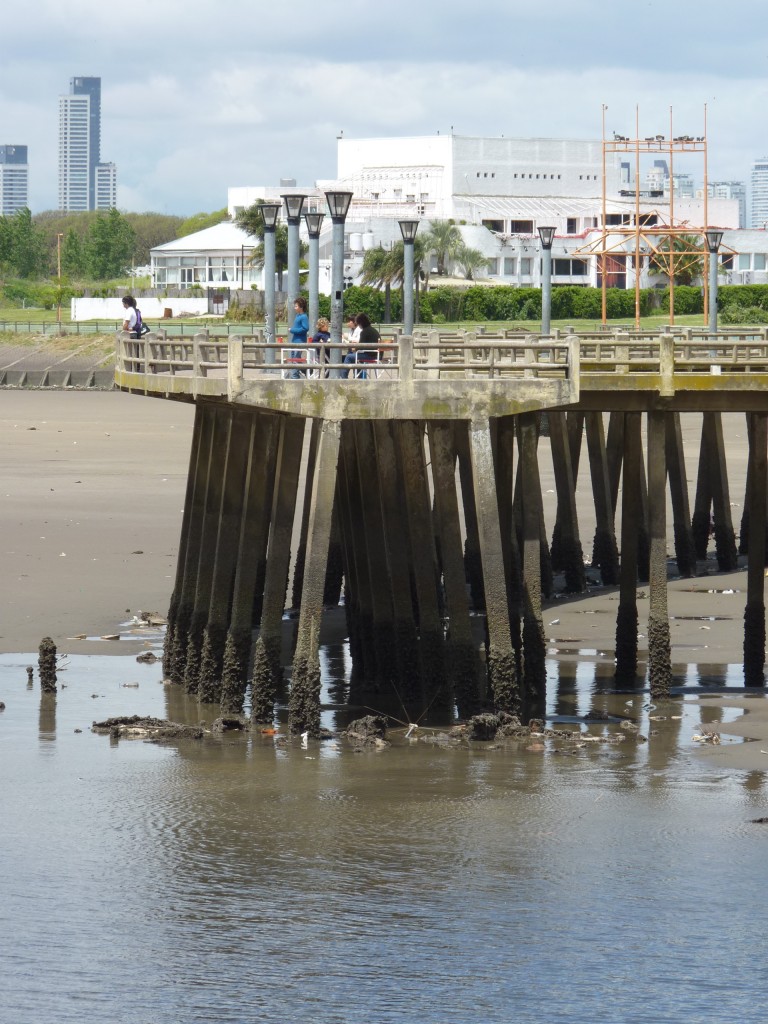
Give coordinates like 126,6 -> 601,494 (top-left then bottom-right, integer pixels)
162,402 -> 765,732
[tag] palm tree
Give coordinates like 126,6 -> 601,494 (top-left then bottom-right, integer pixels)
454,242 -> 490,281
422,219 -> 461,276
361,245 -> 394,322
235,200 -> 306,292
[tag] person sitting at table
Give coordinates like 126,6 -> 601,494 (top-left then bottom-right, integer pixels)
342,313 -> 380,378
311,316 -> 331,373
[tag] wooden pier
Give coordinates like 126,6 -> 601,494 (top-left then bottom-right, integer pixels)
115,327 -> 768,734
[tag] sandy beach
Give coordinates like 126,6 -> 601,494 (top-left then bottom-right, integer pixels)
0,390 -> 194,654
2,388 -> 767,768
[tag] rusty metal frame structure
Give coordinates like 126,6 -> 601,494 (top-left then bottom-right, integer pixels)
573,105 -> 732,328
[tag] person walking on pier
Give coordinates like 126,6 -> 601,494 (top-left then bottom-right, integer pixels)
287,297 -> 310,378
122,295 -> 138,336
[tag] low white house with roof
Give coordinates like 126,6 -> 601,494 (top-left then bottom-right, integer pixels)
150,220 -> 262,291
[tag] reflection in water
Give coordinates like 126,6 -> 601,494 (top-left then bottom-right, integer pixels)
38,691 -> 56,742
2,648 -> 767,1024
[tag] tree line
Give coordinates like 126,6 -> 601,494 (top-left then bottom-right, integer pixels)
0,207 -> 228,282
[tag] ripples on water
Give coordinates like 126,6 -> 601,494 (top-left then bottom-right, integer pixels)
1,647 -> 767,1024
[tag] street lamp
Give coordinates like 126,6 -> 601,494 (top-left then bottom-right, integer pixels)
399,219 -> 419,335
538,226 -> 556,336
705,229 -> 724,373
282,194 -> 306,321
705,229 -> 724,335
259,201 -> 282,364
56,232 -> 64,333
304,210 -> 325,338
325,190 -> 354,376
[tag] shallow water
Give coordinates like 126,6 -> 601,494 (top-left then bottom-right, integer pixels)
2,643 -> 767,1024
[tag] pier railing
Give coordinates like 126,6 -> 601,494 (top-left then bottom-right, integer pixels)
115,331 -> 581,382
116,327 -> 768,394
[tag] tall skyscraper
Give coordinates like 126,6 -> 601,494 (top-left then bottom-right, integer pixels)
751,159 -> 768,229
58,76 -> 117,211
0,145 -> 28,214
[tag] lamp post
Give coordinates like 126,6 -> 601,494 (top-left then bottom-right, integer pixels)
325,190 -> 353,376
304,210 -> 325,336
538,225 -> 556,336
705,228 -> 724,374
282,193 -> 306,321
259,202 -> 281,365
705,229 -> 724,335
56,232 -> 64,333
399,219 -> 419,335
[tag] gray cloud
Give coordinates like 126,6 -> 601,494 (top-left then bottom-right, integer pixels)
0,0 -> 764,213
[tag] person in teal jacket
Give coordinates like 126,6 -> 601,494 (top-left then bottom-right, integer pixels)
287,296 -> 310,378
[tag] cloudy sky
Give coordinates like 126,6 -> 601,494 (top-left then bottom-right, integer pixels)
1,0 -> 766,216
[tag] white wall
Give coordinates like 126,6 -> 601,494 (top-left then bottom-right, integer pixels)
71,297 -> 210,322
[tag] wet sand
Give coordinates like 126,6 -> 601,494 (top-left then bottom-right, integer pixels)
0,390 -> 195,655
1,390 -> 766,766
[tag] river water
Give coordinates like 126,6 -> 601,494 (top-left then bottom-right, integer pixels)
2,636 -> 767,1024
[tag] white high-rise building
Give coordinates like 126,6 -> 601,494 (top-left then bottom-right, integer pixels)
58,76 -> 117,211
95,162 -> 117,209
0,145 -> 28,214
751,159 -> 768,228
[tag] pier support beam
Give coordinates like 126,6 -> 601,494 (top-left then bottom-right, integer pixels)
455,425 -> 485,612
167,404 -> 215,685
397,421 -> 446,711
744,413 -> 767,686
290,420 -> 320,610
665,412 -> 697,578
647,410 -> 672,699
375,420 -> 423,705
491,416 -> 523,666
185,406 -> 226,695
219,413 -> 280,707
354,421 -> 400,690
548,411 -> 586,593
469,417 -> 519,713
585,412 -> 619,585
338,423 -> 377,687
428,422 -> 482,717
163,403 -> 205,680
289,419 -> 341,737
517,414 -> 546,714
707,412 -> 739,572
615,412 -> 642,684
248,416 -> 306,722
198,409 -> 252,704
